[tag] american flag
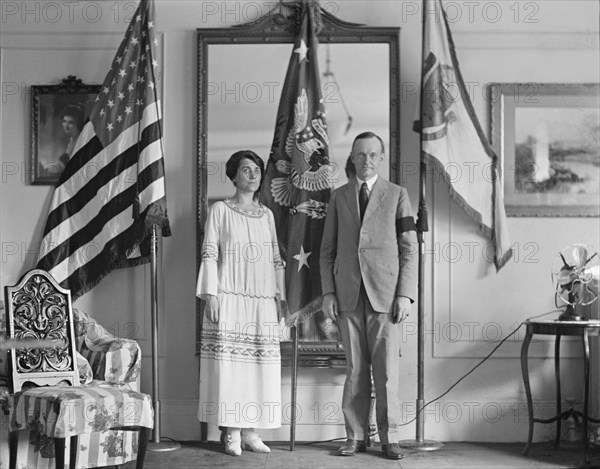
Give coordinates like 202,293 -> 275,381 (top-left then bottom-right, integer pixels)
37,0 -> 171,299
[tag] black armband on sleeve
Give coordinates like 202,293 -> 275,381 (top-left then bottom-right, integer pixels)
396,216 -> 416,234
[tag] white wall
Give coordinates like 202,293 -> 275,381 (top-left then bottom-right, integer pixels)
1,0 -> 599,443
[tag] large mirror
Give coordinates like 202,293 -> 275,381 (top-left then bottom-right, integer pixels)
196,3 -> 400,367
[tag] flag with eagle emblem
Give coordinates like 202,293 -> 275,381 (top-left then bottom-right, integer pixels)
260,1 -> 333,331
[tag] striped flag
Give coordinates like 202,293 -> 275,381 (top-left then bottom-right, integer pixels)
417,0 -> 512,270
37,0 -> 171,300
260,1 -> 333,329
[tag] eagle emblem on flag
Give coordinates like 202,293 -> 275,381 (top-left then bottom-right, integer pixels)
259,1 -> 334,330
269,89 -> 333,212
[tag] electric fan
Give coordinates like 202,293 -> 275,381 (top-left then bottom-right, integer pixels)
551,244 -> 600,321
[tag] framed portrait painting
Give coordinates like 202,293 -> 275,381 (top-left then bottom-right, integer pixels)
31,75 -> 100,185
489,83 -> 600,217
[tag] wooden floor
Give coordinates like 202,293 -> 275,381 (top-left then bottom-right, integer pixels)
127,440 -> 600,469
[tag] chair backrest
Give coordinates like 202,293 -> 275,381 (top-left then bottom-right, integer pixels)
4,269 -> 79,392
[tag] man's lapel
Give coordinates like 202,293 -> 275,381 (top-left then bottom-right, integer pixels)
343,179 -> 361,227
364,177 -> 386,222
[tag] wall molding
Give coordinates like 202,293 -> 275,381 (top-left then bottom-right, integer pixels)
3,30 -> 596,50
0,31 -> 164,49
428,175 -> 587,359
453,31 -> 599,50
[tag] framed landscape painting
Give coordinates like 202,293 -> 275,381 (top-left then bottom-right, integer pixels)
489,83 -> 600,217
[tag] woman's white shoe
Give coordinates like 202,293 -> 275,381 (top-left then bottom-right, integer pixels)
241,430 -> 271,453
224,428 -> 242,456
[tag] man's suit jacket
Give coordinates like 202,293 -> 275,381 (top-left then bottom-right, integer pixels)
320,177 -> 418,313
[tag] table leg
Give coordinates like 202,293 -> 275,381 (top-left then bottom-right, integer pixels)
521,329 -> 533,455
69,435 -> 78,469
554,334 -> 562,448
583,331 -> 590,465
54,438 -> 66,469
9,431 -> 18,469
136,427 -> 150,469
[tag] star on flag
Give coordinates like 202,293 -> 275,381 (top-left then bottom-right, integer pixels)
294,39 -> 308,62
293,245 -> 311,272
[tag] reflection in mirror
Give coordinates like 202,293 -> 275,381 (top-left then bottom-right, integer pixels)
207,43 -> 390,201
197,8 -> 400,365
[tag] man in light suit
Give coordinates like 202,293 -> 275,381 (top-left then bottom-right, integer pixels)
320,131 -> 417,460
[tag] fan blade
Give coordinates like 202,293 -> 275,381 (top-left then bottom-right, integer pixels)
578,265 -> 600,296
580,282 -> 599,306
557,266 -> 575,285
586,264 -> 600,281
572,245 -> 589,269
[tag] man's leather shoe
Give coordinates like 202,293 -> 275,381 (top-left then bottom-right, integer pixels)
381,443 -> 404,460
337,439 -> 367,456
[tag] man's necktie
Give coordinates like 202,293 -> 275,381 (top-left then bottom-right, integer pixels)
359,182 -> 368,221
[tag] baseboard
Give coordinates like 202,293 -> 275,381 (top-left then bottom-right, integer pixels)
154,397 -> 566,444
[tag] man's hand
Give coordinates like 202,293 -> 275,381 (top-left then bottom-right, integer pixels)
204,295 -> 219,323
392,296 -> 411,324
322,293 -> 339,321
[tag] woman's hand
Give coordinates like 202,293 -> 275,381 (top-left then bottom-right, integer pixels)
276,299 -> 288,321
204,295 -> 219,323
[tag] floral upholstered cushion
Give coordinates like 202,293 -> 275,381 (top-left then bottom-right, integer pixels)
76,350 -> 94,385
8,385 -> 153,438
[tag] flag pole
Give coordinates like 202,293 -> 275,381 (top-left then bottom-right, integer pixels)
290,324 -> 299,451
147,225 -> 180,452
398,0 -> 443,451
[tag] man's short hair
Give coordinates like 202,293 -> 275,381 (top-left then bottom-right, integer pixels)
352,131 -> 385,154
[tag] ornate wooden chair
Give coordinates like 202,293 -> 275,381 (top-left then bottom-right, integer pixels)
5,269 -> 79,392
1,269 -> 153,469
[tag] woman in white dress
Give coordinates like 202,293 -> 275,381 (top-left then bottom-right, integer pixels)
197,150 -> 286,456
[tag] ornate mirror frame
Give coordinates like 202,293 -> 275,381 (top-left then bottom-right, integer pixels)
196,4 -> 401,367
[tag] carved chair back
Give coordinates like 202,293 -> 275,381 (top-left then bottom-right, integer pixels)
4,269 -> 79,392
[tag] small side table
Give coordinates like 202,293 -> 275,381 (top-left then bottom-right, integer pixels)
521,319 -> 600,464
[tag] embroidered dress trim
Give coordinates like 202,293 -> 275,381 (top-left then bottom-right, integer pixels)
200,329 -> 280,365
218,289 -> 276,300
224,199 -> 265,218
201,242 -> 218,261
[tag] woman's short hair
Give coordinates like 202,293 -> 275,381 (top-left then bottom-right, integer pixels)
352,131 -> 385,154
62,104 -> 85,131
225,150 -> 265,188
